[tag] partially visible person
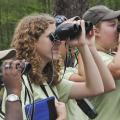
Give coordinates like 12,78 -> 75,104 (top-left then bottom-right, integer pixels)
59,28 -> 116,120
2,59 -> 23,120
0,49 -> 16,104
0,50 -> 67,120
0,49 -> 22,120
83,5 -> 120,120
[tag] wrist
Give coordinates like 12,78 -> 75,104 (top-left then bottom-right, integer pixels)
78,44 -> 89,53
6,94 -> 21,103
7,89 -> 21,97
89,46 -> 97,50
56,116 -> 66,120
78,43 -> 88,50
88,42 -> 96,47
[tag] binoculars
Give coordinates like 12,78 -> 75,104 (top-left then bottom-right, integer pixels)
49,21 -> 93,41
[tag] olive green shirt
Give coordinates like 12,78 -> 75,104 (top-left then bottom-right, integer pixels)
61,67 -> 88,120
89,51 -> 120,120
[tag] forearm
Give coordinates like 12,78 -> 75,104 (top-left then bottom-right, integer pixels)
78,44 -> 104,93
77,54 -> 86,81
89,46 -> 115,92
5,101 -> 23,120
5,90 -> 23,120
68,54 -> 86,82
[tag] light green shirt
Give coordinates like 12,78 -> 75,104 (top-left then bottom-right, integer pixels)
0,72 -> 88,120
61,67 -> 88,120
0,74 -> 73,120
89,51 -> 120,120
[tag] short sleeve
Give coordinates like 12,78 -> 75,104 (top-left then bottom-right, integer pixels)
56,79 -> 74,103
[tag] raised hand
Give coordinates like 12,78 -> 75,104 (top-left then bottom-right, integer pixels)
66,20 -> 87,48
2,60 -> 23,96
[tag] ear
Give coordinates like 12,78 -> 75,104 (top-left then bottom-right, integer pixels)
93,27 -> 100,37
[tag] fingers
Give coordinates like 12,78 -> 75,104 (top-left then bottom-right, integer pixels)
55,101 -> 66,110
2,60 -> 23,74
72,19 -> 86,37
80,20 -> 86,35
3,59 -> 13,69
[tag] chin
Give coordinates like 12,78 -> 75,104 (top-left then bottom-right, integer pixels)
51,55 -> 60,60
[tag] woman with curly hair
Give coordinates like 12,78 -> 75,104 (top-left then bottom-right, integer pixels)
0,13 -> 107,120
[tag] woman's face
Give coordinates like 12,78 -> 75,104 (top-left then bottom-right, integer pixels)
35,23 -> 61,62
96,19 -> 118,50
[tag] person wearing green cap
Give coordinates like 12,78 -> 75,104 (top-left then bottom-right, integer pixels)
83,5 -> 120,120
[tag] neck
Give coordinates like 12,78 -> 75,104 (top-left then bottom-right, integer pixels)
40,59 -> 49,71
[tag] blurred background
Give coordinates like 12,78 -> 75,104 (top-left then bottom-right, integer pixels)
0,0 -> 120,49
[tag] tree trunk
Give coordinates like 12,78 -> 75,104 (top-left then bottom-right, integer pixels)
53,0 -> 89,18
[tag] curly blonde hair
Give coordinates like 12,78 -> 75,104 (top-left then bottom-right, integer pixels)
11,13 -> 61,86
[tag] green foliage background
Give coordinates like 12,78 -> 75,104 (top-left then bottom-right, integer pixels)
0,0 -> 53,49
89,0 -> 120,10
0,0 -> 120,50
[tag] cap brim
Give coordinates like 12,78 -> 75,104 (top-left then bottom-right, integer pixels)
102,10 -> 120,20
0,49 -> 16,60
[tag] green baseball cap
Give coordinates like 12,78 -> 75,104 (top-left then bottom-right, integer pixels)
83,5 -> 120,25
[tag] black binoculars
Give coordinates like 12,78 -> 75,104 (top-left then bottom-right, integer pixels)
49,21 -> 93,41
49,15 -> 93,41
